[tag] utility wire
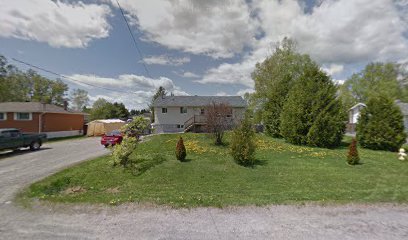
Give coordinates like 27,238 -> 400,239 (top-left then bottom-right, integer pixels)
12,58 -> 136,94
116,0 -> 153,79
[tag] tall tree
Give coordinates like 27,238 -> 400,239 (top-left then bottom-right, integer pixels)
150,86 -> 167,122
90,98 -> 130,120
252,37 -> 318,137
339,62 -> 408,108
70,89 -> 90,111
280,65 -> 346,148
356,94 -> 406,152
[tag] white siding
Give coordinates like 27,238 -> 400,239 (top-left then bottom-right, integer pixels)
153,106 -> 246,133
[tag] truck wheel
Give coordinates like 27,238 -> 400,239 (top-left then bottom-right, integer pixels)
30,141 -> 41,151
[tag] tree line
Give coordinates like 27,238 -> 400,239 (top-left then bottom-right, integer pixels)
0,55 -> 150,121
250,37 -> 408,151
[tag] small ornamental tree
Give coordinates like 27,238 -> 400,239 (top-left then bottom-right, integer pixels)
121,116 -> 150,138
111,136 -> 137,167
347,138 -> 360,165
356,95 -> 407,151
230,114 -> 256,166
205,102 -> 233,145
176,137 -> 187,161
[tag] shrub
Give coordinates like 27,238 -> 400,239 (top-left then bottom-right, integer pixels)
176,137 -> 187,161
347,138 -> 360,165
357,95 -> 407,152
280,66 -> 345,148
121,116 -> 150,138
230,114 -> 256,166
111,136 -> 138,167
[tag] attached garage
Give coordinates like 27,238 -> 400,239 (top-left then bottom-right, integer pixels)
86,119 -> 125,136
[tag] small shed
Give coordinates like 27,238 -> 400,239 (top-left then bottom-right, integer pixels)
86,119 -> 125,136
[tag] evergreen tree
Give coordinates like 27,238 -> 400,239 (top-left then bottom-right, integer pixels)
251,38 -> 318,137
347,138 -> 360,165
176,137 -> 187,161
280,65 -> 346,148
230,114 -> 256,166
356,95 -> 406,151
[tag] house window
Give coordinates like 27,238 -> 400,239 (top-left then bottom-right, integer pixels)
180,107 -> 187,114
0,112 -> 6,121
14,112 -> 32,121
200,108 -> 205,115
162,108 -> 167,113
177,124 -> 184,129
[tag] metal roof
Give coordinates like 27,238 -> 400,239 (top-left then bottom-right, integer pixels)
152,96 -> 247,108
0,102 -> 87,115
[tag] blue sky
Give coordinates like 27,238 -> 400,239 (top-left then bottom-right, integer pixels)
1,0 -> 407,109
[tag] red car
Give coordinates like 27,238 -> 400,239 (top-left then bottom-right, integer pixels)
101,130 -> 123,147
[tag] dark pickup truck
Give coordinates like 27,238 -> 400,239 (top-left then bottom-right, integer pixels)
0,128 -> 47,151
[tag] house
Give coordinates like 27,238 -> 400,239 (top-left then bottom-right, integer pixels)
0,102 -> 88,138
347,101 -> 408,133
151,95 -> 247,133
346,103 -> 366,133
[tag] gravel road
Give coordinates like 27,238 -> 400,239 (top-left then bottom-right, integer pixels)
0,137 -> 407,240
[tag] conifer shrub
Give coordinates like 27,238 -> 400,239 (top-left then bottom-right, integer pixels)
176,137 -> 187,161
230,114 -> 256,166
280,66 -> 345,148
347,138 -> 360,165
356,95 -> 407,152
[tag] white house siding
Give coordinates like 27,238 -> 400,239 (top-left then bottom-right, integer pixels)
153,106 -> 246,134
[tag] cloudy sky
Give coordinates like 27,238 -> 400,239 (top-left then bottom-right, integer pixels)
1,0 -> 407,109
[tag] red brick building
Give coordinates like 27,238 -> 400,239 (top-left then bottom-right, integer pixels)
0,102 -> 88,138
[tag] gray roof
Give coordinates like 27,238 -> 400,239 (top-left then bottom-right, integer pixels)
152,96 -> 247,108
0,102 -> 87,115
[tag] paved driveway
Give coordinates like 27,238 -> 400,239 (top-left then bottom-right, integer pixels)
0,137 -> 408,239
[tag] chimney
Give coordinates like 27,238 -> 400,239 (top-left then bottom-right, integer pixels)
63,100 -> 68,111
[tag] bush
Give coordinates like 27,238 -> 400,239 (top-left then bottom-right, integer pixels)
111,136 -> 138,167
230,114 -> 256,166
357,95 -> 407,152
121,116 -> 150,138
176,137 -> 187,161
280,66 -> 345,148
347,138 -> 360,165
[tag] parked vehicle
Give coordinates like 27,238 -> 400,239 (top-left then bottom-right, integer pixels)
101,130 -> 123,147
0,128 -> 47,151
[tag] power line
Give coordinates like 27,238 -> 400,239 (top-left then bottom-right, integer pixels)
11,58 -> 136,94
116,0 -> 153,79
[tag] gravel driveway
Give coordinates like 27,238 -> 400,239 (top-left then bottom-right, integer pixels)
0,137 -> 407,240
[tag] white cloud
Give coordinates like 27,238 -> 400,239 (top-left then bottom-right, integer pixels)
109,0 -> 257,58
236,88 -> 255,97
322,64 -> 344,76
216,91 -> 228,96
198,0 -> 408,87
67,73 -> 188,109
0,0 -> 112,48
182,71 -> 200,78
142,55 -> 190,66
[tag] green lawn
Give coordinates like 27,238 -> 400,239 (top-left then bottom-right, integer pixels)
20,133 -> 408,207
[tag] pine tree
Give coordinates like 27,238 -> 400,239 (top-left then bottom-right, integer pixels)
175,137 -> 187,161
347,138 -> 360,165
356,95 -> 406,151
280,65 -> 346,148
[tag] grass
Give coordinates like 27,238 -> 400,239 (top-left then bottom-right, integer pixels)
20,133 -> 408,207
